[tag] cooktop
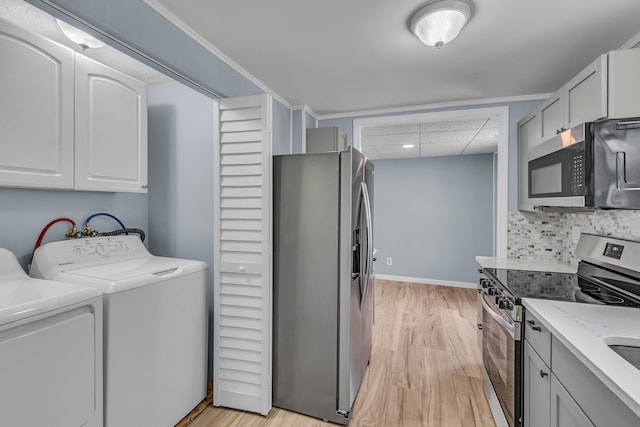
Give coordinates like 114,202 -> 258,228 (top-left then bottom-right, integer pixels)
484,267 -> 640,308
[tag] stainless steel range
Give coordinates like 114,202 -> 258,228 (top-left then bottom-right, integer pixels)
478,234 -> 640,427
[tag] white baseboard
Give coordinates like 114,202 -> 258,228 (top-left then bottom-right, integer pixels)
375,274 -> 476,289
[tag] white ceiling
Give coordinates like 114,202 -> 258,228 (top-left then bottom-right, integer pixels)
361,113 -> 499,160
147,0 -> 640,116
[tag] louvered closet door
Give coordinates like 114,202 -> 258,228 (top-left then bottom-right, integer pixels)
213,94 -> 272,415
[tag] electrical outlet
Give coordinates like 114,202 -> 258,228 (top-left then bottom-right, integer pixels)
386,257 -> 392,266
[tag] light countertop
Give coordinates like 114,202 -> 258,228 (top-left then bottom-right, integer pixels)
523,299 -> 640,418
475,256 -> 576,274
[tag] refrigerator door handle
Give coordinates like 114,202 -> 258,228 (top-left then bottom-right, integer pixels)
361,182 -> 373,308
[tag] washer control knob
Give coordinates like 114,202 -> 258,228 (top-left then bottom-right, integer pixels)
95,244 -> 108,256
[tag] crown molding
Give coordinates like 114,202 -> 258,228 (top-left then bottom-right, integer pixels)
316,94 -> 549,121
620,30 -> 640,49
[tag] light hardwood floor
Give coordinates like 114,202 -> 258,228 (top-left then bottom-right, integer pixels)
188,280 -> 496,427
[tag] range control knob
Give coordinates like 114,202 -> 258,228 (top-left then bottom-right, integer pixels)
498,299 -> 509,309
487,287 -> 496,296
480,279 -> 490,289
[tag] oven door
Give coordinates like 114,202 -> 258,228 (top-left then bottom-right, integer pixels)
527,124 -> 589,208
481,292 -> 522,427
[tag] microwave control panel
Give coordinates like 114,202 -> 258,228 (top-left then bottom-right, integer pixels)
571,153 -> 585,194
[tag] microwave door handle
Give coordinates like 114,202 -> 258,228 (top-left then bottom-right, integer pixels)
616,152 -> 640,189
481,293 -> 517,340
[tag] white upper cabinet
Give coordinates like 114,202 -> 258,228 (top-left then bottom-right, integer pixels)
539,91 -> 564,142
565,55 -> 607,128
608,49 -> 640,119
75,55 -> 148,193
518,110 -> 540,212
0,19 -> 148,193
0,19 -> 74,189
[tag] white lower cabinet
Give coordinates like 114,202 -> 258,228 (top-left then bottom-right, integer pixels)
524,312 -> 594,427
523,342 -> 551,427
550,374 -> 594,427
523,311 -> 639,427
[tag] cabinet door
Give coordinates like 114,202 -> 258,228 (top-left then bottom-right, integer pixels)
608,49 -> 640,119
75,54 -> 147,192
565,55 -> 607,127
540,91 -> 564,142
0,20 -> 74,189
518,111 -> 540,212
523,341 -> 551,427
550,374 -> 595,427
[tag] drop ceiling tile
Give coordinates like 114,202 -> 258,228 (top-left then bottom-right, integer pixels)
420,119 -> 486,133
420,130 -> 476,145
474,128 -> 499,141
362,124 -> 419,137
366,133 -> 419,147
462,144 -> 498,155
484,116 -> 501,129
374,144 -> 419,155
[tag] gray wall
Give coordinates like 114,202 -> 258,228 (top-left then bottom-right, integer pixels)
291,109 -> 303,153
0,189 -> 147,270
305,111 -> 317,129
147,80 -> 215,375
272,99 -> 292,155
372,155 -> 494,284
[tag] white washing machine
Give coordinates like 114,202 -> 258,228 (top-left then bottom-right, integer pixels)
30,235 -> 208,427
0,248 -> 103,427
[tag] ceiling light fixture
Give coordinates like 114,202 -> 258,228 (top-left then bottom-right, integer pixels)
409,0 -> 473,48
402,144 -> 415,148
56,19 -> 105,50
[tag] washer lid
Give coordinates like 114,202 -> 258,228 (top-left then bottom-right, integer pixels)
0,249 -> 101,325
59,256 -> 208,294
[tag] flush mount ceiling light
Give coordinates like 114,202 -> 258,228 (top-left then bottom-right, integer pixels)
402,144 -> 415,148
56,19 -> 105,50
409,0 -> 473,48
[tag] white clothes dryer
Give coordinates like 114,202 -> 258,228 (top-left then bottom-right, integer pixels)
30,235 -> 208,427
0,248 -> 103,427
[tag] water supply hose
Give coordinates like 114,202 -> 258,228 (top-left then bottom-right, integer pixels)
85,212 -> 126,229
34,217 -> 79,249
84,212 -> 127,236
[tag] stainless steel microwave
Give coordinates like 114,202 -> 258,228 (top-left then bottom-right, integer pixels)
527,118 -> 640,209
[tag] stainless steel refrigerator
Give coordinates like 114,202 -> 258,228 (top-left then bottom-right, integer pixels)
273,148 -> 374,425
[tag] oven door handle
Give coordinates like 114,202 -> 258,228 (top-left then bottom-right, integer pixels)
481,293 -> 519,341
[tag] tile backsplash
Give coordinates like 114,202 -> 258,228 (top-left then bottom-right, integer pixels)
508,210 -> 640,266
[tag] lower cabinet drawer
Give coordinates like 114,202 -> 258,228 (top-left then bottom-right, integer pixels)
524,310 -> 551,366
